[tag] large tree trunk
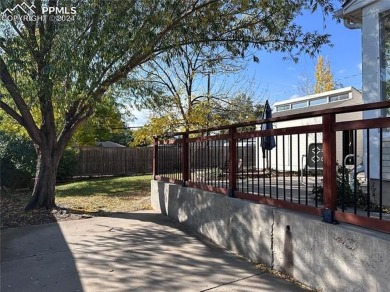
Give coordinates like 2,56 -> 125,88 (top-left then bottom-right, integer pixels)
24,145 -> 61,211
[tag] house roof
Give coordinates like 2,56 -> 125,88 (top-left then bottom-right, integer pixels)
272,98 -> 361,117
273,87 -> 357,106
337,0 -> 378,23
272,87 -> 362,118
342,0 -> 355,8
96,141 -> 126,148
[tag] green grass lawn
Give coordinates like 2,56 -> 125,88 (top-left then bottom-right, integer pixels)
1,175 -> 152,229
56,175 -> 152,213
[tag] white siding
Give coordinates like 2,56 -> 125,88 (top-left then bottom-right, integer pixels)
258,89 -> 364,172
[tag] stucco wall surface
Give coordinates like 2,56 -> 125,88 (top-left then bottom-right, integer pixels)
151,180 -> 390,292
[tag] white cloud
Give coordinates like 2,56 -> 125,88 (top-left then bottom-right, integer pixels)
338,69 -> 346,74
357,63 -> 362,72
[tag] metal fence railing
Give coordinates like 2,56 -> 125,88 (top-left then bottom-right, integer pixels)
154,101 -> 390,233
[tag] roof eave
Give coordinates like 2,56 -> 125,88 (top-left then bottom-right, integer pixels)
273,87 -> 355,107
338,0 -> 379,23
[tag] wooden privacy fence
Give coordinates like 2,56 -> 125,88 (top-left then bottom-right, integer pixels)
75,147 -> 153,176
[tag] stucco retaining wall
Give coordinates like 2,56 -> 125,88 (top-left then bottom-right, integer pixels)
151,180 -> 390,292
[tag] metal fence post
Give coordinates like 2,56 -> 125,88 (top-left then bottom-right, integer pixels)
228,127 -> 237,197
182,133 -> 189,186
322,113 -> 337,223
153,136 -> 158,180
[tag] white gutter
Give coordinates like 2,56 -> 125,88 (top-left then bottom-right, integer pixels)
334,7 -> 362,30
343,19 -> 362,29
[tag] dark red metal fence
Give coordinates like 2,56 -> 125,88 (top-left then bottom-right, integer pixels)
154,101 -> 390,233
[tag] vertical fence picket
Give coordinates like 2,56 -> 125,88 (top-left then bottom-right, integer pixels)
228,127 -> 237,197
153,137 -> 158,179
322,113 -> 337,222
182,133 -> 189,185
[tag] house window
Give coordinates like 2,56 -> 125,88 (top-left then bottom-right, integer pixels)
276,104 -> 290,112
309,97 -> 327,106
329,94 -> 349,102
291,101 -> 307,109
380,10 -> 390,106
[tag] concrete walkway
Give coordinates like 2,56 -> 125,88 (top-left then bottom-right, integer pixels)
1,211 -> 308,291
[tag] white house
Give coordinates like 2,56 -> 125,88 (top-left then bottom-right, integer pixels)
256,87 -> 363,173
338,0 -> 390,206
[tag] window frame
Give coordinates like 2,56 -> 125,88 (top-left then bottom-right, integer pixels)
380,10 -> 390,116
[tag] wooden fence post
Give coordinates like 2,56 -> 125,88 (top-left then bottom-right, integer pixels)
153,136 -> 158,180
322,113 -> 337,222
182,133 -> 189,186
228,127 -> 237,197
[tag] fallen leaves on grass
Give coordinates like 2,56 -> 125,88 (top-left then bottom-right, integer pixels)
0,191 -> 89,229
1,175 -> 152,229
57,193 -> 151,214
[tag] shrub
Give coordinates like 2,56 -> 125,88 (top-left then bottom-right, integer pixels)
0,132 -> 36,189
0,132 -> 79,187
311,164 -> 366,209
57,148 -> 79,181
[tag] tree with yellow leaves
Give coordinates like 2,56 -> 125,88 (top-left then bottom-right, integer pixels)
314,55 -> 336,93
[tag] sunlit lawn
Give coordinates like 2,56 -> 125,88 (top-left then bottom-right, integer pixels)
1,175 -> 152,229
56,175 -> 152,213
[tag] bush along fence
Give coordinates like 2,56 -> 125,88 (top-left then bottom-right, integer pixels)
0,135 -> 81,188
153,101 -> 390,233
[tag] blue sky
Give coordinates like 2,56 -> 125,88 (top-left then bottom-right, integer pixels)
246,9 -> 362,105
130,6 -> 363,127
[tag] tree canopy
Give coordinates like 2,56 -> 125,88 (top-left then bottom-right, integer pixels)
130,43 -> 256,142
314,55 -> 336,93
71,95 -> 129,146
131,93 -> 263,146
297,54 -> 342,96
0,0 -> 337,210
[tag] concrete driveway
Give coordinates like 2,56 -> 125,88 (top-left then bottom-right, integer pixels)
1,211 -> 307,291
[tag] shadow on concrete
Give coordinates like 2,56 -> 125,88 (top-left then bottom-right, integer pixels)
151,181 -> 390,291
1,219 -> 83,292
2,211 -> 307,291
282,225 -> 294,275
